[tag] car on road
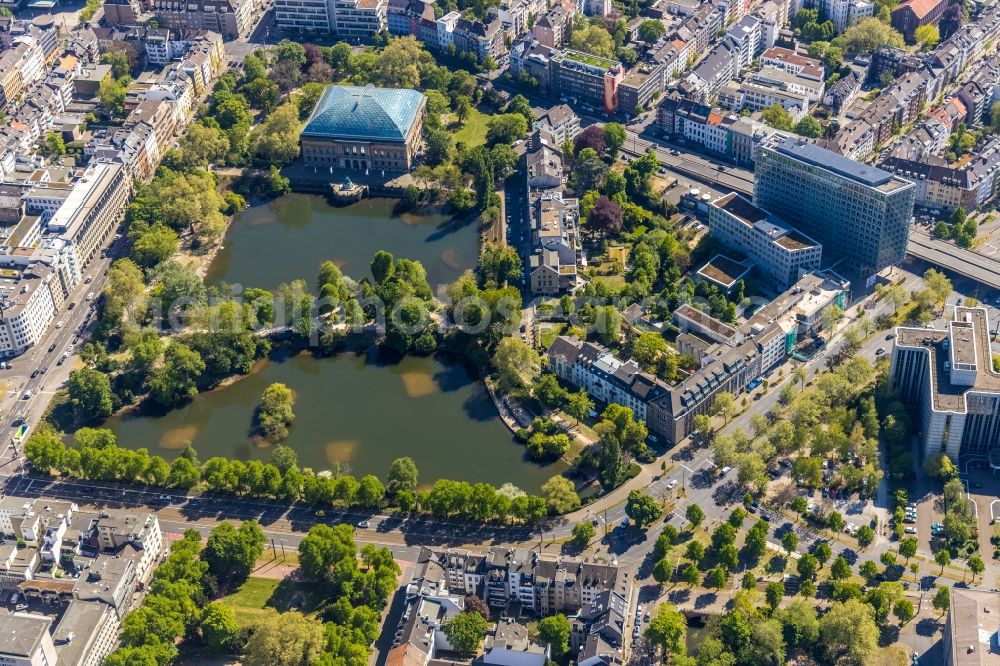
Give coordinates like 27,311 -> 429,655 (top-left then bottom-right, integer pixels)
30,370 -> 38,378
876,347 -> 886,356
357,520 -> 370,528
22,391 -> 30,399
159,495 -> 170,501
55,320 -> 63,328
666,479 -> 678,490
48,344 -> 56,352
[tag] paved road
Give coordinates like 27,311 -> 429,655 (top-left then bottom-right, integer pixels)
0,234 -> 128,470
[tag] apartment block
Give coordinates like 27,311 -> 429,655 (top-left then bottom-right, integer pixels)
802,0 -> 873,32
890,307 -> 1000,460
548,336 -> 670,426
413,546 -> 634,615
882,139 -> 1000,212
532,5 -> 572,48
532,104 -> 580,145
151,0 -> 268,39
524,131 -> 582,295
708,193 -> 822,289
754,136 -> 915,277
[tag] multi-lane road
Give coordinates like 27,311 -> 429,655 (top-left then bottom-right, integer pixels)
0,235 -> 126,471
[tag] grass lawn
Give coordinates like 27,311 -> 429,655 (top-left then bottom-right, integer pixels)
221,577 -> 327,627
538,322 -> 568,349
592,274 -> 626,290
454,108 -> 490,148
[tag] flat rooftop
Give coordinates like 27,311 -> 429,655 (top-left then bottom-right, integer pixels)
950,320 -> 977,367
712,193 -> 821,252
714,191 -> 768,225
947,589 -> 1000,666
696,254 -> 752,289
674,303 -> 737,339
775,230 -> 817,250
896,307 -> 1000,412
772,136 -> 902,189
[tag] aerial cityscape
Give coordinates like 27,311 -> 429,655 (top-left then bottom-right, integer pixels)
0,0 -> 997,663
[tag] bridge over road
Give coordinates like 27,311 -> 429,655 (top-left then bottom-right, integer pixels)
907,231 -> 1000,291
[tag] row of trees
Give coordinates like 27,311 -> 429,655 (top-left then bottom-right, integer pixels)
24,428 -> 583,522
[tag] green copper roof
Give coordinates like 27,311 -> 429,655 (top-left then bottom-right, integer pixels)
301,85 -> 426,143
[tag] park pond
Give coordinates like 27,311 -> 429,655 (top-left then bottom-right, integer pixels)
203,194 -> 478,291
104,195 -> 560,489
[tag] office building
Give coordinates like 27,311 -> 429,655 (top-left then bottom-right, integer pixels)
300,85 -> 427,172
549,49 -> 624,114
754,136 -> 915,277
0,263 -> 60,356
45,161 -> 131,281
52,600 -> 120,666
617,62 -> 664,116
708,193 -> 822,289
305,0 -> 389,37
0,614 -> 56,666
890,307 -> 1000,461
943,589 -> 999,666
552,272 -> 847,445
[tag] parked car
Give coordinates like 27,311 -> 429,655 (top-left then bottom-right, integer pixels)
357,520 -> 370,528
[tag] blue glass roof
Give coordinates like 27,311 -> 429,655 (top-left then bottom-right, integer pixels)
301,85 -> 426,143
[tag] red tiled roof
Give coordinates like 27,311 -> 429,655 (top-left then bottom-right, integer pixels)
893,0 -> 943,20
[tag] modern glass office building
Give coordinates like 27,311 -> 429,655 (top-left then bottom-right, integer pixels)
754,136 -> 916,279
